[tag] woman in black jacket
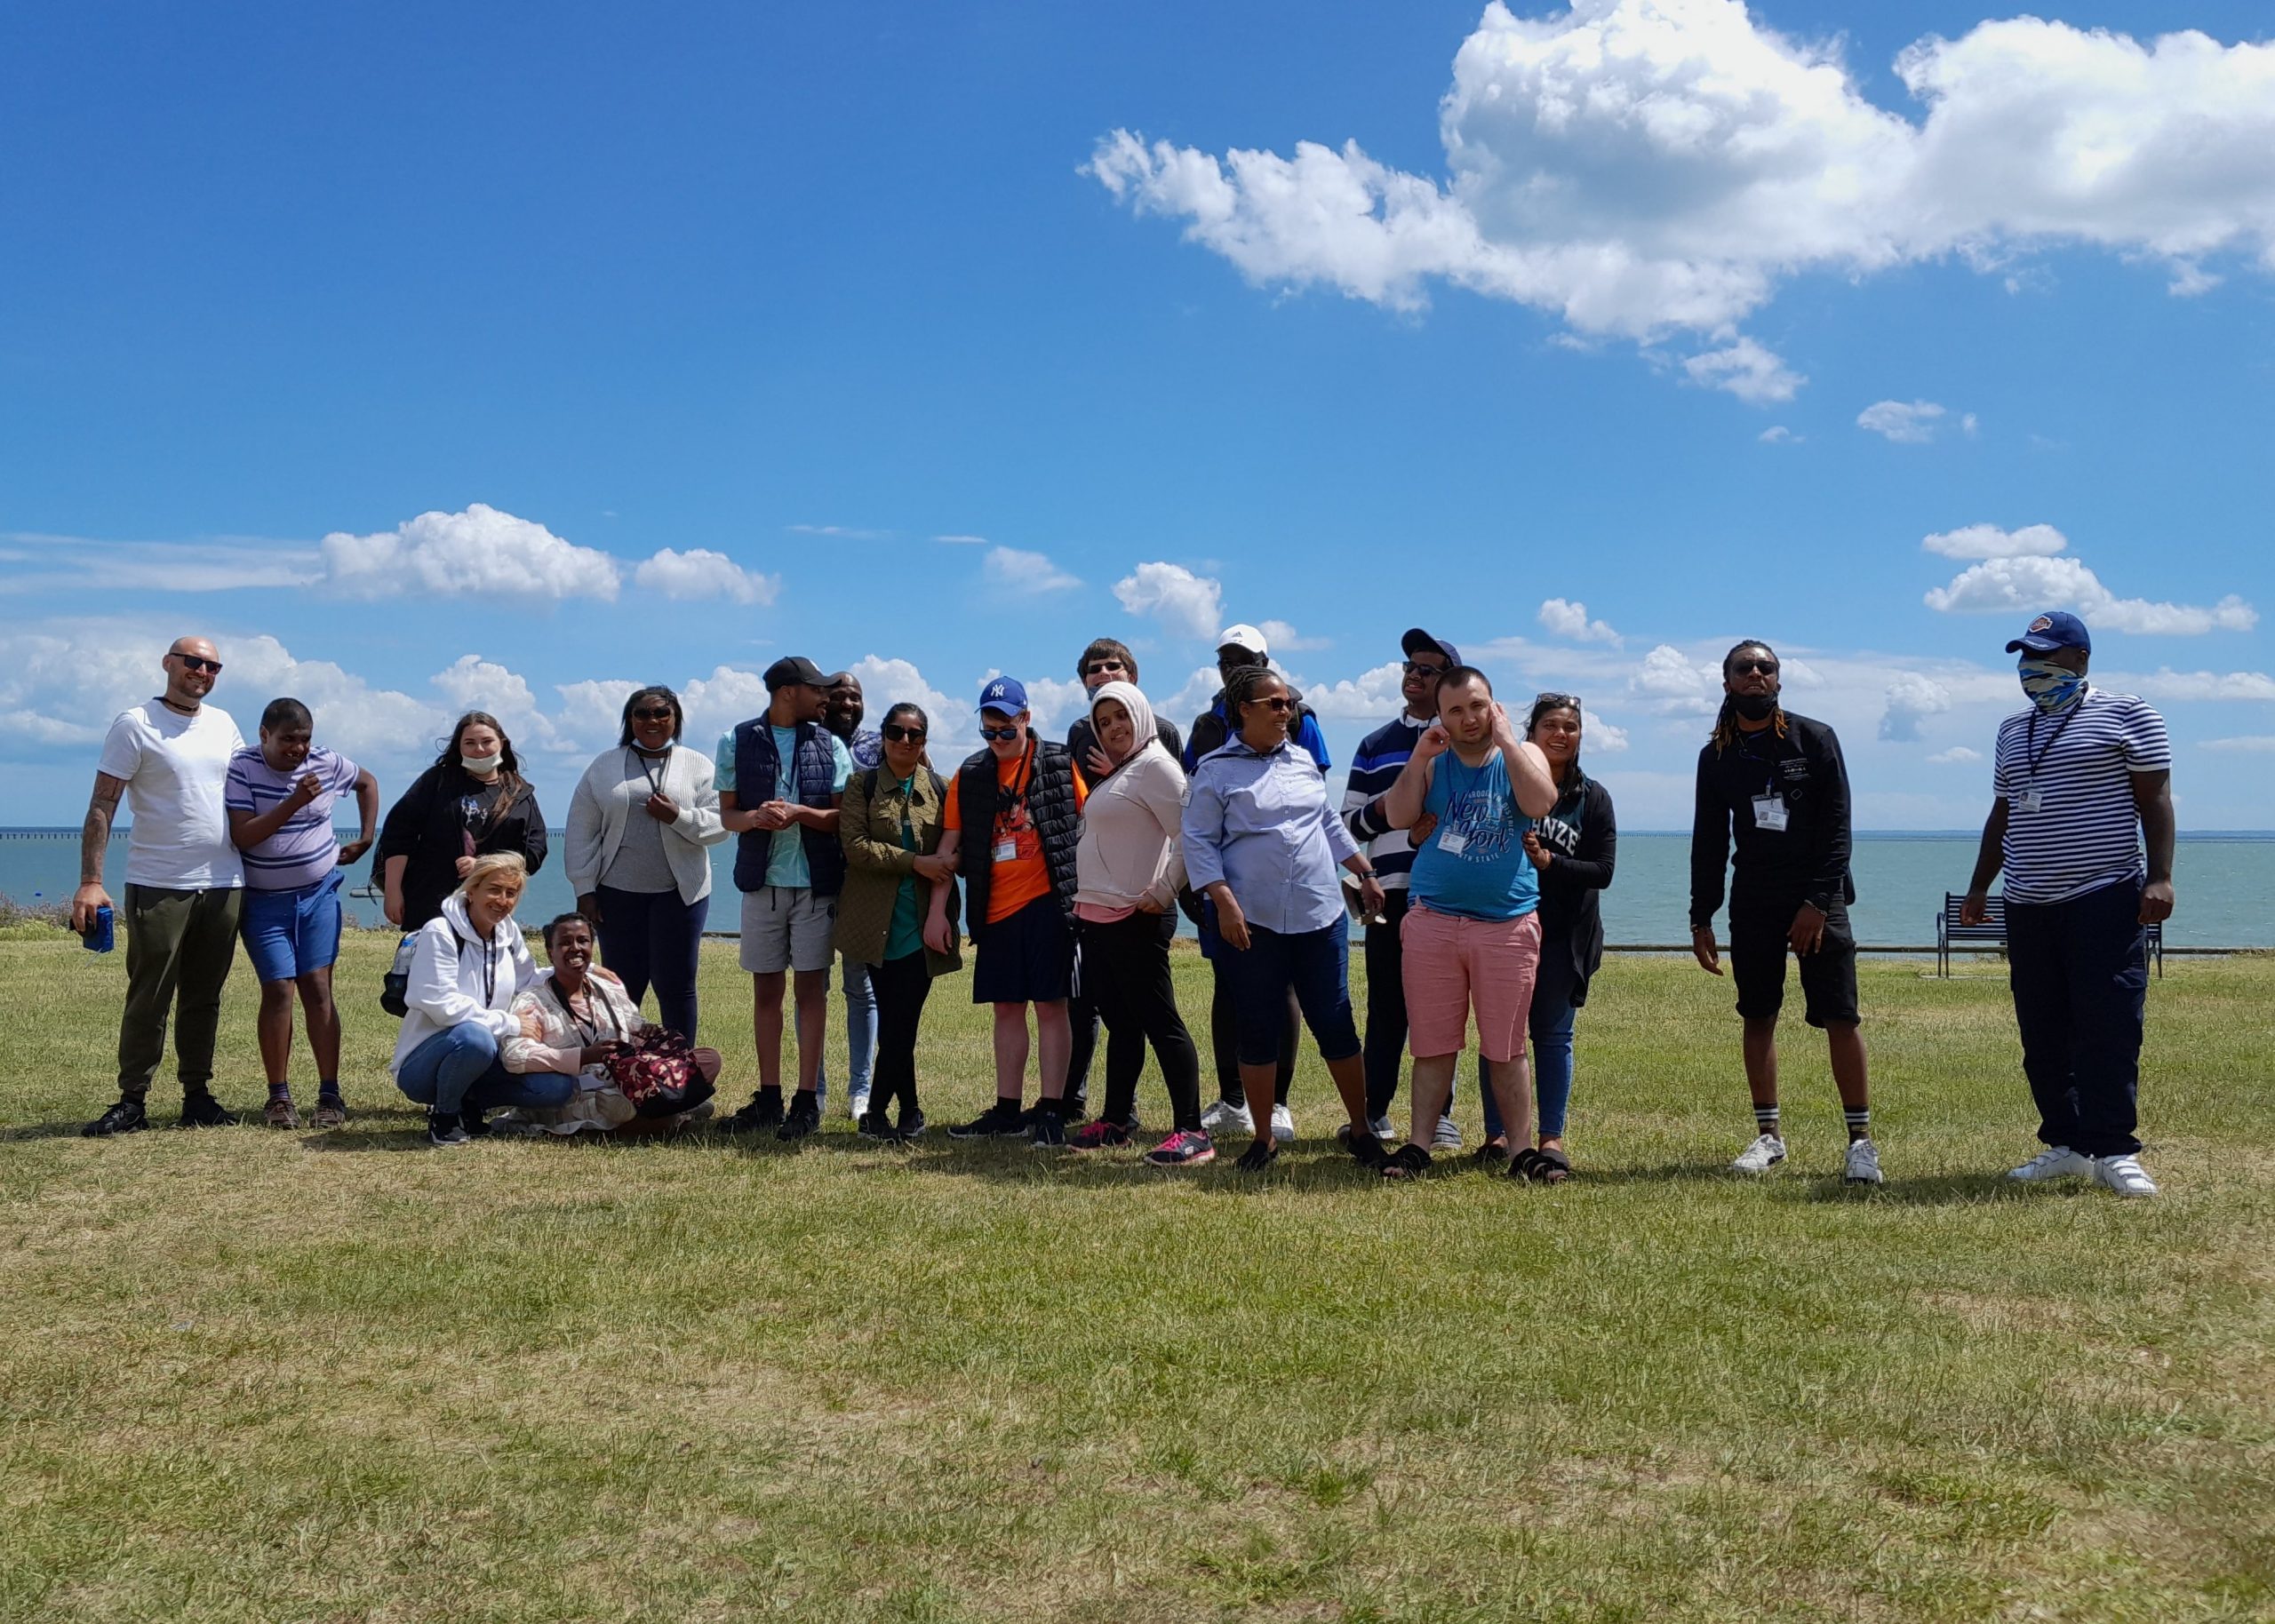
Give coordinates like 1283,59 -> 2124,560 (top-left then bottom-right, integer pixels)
378,712 -> 548,930
1481,692 -> 1616,1179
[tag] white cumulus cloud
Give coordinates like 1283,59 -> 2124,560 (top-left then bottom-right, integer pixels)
1293,661 -> 1408,720
1258,618 -> 1331,652
1927,744 -> 1984,764
1114,561 -> 1224,640
1538,597 -> 1622,647
1923,554 -> 2257,634
1857,400 -> 1948,443
2203,736 -> 2275,752
1090,2 -> 2275,398
1922,522 -> 2069,559
983,545 -> 1082,595
320,504 -> 621,602
2123,668 -> 2275,702
633,547 -> 779,606
1880,672 -> 1953,741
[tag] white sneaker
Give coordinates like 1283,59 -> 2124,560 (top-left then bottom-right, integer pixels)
1730,1134 -> 1787,1174
2008,1145 -> 2091,1182
1270,1103 -> 1297,1144
847,1088 -> 872,1121
1842,1138 -> 1883,1185
1431,1115 -> 1464,1151
2093,1154 -> 2159,1198
1200,1098 -> 1253,1136
1369,1114 -> 1395,1141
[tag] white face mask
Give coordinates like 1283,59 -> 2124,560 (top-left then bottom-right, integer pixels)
460,751 -> 503,775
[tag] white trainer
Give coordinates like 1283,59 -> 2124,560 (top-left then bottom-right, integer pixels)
1730,1133 -> 1787,1174
1842,1137 -> 1883,1185
1270,1103 -> 1297,1144
2093,1154 -> 2159,1198
1431,1115 -> 1464,1151
2008,1145 -> 2092,1182
1200,1098 -> 1253,1136
1369,1114 -> 1395,1141
847,1087 -> 872,1122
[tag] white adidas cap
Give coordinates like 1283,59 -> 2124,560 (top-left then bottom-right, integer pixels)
1216,623 -> 1269,657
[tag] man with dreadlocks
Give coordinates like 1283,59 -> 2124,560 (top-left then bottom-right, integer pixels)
1688,640 -> 1881,1185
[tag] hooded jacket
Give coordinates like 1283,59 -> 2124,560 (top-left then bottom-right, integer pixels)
389,889 -> 539,1078
1074,681 -> 1189,914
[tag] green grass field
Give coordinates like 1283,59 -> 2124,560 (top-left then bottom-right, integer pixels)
2,930 -> 2269,1622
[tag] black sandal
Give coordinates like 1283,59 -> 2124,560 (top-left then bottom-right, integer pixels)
1533,1147 -> 1572,1185
1508,1147 -> 1550,1182
1470,1140 -> 1511,1166
1381,1142 -> 1433,1180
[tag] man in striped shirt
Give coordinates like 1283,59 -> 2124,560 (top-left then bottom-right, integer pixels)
1962,611 -> 2175,1198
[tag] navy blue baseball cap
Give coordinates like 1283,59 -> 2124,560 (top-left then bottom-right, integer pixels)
977,675 -> 1028,715
1401,626 -> 1463,667
2005,611 -> 2091,656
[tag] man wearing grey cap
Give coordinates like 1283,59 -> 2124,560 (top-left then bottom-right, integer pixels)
1962,611 -> 2174,1198
714,655 -> 854,1141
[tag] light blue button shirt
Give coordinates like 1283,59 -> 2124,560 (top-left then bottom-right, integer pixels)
1181,738 -> 1361,935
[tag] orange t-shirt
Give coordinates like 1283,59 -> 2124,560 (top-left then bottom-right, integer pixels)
944,750 -> 1088,924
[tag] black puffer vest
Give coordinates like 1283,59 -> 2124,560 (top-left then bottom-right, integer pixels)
954,738 -> 1081,942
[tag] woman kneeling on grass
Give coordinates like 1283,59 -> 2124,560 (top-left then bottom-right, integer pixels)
1180,666 -> 1390,1174
390,852 -> 563,1148
1070,681 -> 1211,1166
834,704 -> 962,1142
495,912 -> 722,1137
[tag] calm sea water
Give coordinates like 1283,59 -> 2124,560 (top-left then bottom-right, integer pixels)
6,829 -> 2271,948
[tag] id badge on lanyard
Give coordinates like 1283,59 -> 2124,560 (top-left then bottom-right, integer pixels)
2018,786 -> 2044,814
993,837 -> 1019,863
1436,829 -> 1469,856
1752,793 -> 1789,833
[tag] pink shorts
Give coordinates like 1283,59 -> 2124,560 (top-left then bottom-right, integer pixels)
1400,904 -> 1542,1063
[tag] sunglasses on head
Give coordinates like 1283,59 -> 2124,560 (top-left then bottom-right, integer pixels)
979,724 -> 1022,742
882,722 -> 927,743
172,654 -> 222,674
1533,691 -> 1582,712
1730,658 -> 1779,676
630,705 -> 675,721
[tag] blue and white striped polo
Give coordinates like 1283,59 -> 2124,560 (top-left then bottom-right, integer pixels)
1992,688 -> 2169,904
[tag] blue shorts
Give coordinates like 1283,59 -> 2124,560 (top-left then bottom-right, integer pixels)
241,872 -> 345,982
971,895 -> 1075,1005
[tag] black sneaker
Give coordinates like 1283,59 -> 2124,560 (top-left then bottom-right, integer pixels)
717,1092 -> 785,1134
776,1092 -> 821,1142
896,1108 -> 927,1142
1030,1111 -> 1066,1150
83,1096 -> 148,1138
1233,1139 -> 1280,1173
949,1100 -> 1029,1139
857,1110 -> 898,1142
178,1092 -> 237,1129
427,1111 -> 471,1148
459,1108 -> 493,1139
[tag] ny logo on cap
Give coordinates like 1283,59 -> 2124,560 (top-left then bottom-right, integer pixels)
2027,616 -> 2053,633
984,680 -> 1014,701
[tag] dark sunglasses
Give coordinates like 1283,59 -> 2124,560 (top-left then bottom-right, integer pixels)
979,724 -> 1022,742
172,654 -> 223,674
630,706 -> 675,721
1402,660 -> 1448,677
1730,658 -> 1779,676
882,723 -> 927,743
1082,659 -> 1128,676
1244,695 -> 1294,713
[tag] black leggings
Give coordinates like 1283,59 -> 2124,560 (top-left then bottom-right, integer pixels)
595,885 -> 708,1042
1208,959 -> 1298,1106
1080,912 -> 1202,1133
867,950 -> 933,1118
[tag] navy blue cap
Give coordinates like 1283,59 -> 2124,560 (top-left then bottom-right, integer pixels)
977,675 -> 1028,715
2005,611 -> 2091,656
1401,626 -> 1463,667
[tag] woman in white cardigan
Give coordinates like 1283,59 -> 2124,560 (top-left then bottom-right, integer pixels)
564,686 -> 729,1042
1070,680 -> 1210,1166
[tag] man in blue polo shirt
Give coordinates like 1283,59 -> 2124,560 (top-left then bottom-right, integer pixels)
1961,611 -> 2174,1198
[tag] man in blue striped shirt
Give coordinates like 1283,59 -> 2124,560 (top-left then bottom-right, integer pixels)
1962,611 -> 2174,1198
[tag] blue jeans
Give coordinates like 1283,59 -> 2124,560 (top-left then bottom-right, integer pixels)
2007,877 -> 2146,1158
594,885 -> 707,1042
395,1023 -> 576,1117
1217,922 -> 1361,1067
813,953 -> 878,1108
1481,941 -> 1580,1142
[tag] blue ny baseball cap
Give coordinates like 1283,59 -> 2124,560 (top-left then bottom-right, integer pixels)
977,675 -> 1029,715
2005,610 -> 2091,656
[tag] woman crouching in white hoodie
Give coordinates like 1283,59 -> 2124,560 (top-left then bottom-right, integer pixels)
1070,680 -> 1211,1166
390,852 -> 568,1147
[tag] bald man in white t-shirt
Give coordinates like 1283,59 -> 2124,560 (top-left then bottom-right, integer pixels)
73,636 -> 248,1137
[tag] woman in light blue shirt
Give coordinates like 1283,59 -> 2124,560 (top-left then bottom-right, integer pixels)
1181,667 -> 1389,1173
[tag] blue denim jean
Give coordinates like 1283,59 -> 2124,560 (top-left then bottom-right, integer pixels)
395,1023 -> 577,1117
1481,938 -> 1580,1141
813,952 -> 878,1107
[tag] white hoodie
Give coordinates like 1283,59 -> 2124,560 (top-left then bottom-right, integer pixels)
390,890 -> 539,1077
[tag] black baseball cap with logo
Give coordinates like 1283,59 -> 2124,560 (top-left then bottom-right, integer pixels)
763,655 -> 828,691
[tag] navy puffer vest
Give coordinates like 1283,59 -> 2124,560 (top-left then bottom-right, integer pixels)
954,738 -> 1081,942
730,718 -> 847,897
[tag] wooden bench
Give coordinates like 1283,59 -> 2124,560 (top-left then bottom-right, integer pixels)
1936,893 -> 2163,979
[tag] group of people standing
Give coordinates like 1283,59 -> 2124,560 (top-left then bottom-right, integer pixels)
64,606 -> 2176,1196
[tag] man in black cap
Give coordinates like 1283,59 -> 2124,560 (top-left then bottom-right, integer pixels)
714,655 -> 854,1141
1340,627 -> 1471,1146
1962,611 -> 2173,1198
1689,639 -> 1881,1185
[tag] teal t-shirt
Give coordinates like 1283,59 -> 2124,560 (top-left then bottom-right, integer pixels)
1408,748 -> 1538,921
882,772 -> 925,961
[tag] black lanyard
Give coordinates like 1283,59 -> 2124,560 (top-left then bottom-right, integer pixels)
1736,728 -> 1785,794
472,931 -> 498,1007
628,745 -> 667,798
2024,693 -> 2085,780
547,974 -> 618,1045
996,742 -> 1036,832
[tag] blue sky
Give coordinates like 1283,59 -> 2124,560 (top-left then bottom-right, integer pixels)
3,0 -> 2271,829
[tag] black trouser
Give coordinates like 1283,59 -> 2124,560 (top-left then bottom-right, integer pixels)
1062,982 -> 1144,1116
1081,911 -> 1201,1133
866,950 -> 933,1120
1361,889 -> 1465,1120
2007,878 -> 2146,1158
1208,958 -> 1297,1106
595,885 -> 708,1042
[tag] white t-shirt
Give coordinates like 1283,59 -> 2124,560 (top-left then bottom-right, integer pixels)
96,700 -> 247,890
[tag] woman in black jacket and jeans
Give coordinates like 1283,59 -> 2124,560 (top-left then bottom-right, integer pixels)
1481,693 -> 1616,1179
378,712 -> 549,931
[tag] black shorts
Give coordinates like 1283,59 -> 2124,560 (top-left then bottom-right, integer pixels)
971,895 -> 1076,1005
1729,898 -> 1858,1028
